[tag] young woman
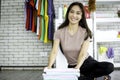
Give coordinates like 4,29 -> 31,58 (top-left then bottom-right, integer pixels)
47,2 -> 114,80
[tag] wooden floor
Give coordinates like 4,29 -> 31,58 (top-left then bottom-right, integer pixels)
0,69 -> 120,80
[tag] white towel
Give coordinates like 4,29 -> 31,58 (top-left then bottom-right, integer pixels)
44,68 -> 80,73
42,68 -> 80,80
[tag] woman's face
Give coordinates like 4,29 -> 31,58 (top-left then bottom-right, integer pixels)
68,5 -> 82,25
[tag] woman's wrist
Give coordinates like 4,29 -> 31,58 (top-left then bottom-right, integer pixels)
47,65 -> 52,69
74,65 -> 80,69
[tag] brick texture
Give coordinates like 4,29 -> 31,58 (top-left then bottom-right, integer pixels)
0,0 -> 52,67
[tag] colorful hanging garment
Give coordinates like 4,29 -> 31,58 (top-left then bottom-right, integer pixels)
25,0 -> 34,31
37,0 -> 42,39
25,0 -> 55,43
48,0 -> 55,40
34,0 -> 37,4
25,1 -> 31,30
40,0 -> 45,42
32,9 -> 37,33
63,4 -> 67,18
29,0 -> 34,30
35,0 -> 39,35
29,0 -> 37,33
99,46 -> 108,55
106,47 -> 114,59
35,0 -> 39,10
44,0 -> 49,43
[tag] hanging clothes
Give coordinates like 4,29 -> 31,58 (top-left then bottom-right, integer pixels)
37,0 -> 42,39
35,0 -> 40,35
34,0 -> 37,4
29,0 -> 34,30
99,46 -> 108,55
25,0 -> 34,30
48,0 -> 55,41
24,0 -> 55,43
25,1 -> 31,30
44,0 -> 49,43
35,0 -> 39,10
106,47 -> 114,59
29,0 -> 37,33
40,0 -> 45,42
32,9 -> 37,33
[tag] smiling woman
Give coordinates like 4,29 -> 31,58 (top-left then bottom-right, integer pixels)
47,2 -> 114,80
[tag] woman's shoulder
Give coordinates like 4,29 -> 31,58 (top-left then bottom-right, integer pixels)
54,27 -> 66,40
79,26 -> 86,33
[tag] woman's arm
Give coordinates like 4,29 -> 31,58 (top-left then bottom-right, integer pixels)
47,39 -> 60,69
75,38 -> 90,69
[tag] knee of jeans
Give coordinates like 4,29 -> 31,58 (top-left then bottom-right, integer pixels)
106,63 -> 114,74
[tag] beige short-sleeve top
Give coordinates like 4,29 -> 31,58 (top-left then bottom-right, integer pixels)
54,27 -> 88,65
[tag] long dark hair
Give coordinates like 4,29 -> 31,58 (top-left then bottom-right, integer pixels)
58,2 -> 92,39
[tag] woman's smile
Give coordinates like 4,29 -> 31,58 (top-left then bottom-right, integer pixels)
68,5 -> 82,24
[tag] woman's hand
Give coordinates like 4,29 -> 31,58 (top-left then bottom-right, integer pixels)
47,66 -> 52,69
44,66 -> 52,69
74,65 -> 80,69
74,67 -> 80,72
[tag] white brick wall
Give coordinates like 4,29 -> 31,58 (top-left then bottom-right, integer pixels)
0,0 -> 52,68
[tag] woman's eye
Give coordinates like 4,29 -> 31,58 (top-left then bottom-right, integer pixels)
77,11 -> 82,15
70,10 -> 74,13
77,12 -> 81,15
70,10 -> 82,15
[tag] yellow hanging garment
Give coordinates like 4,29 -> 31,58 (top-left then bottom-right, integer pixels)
44,0 -> 49,43
63,4 -> 67,18
99,46 -> 108,54
117,31 -> 120,38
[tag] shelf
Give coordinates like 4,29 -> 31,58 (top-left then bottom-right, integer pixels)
96,39 -> 120,43
94,0 -> 120,67
95,30 -> 120,42
114,63 -> 120,68
95,18 -> 120,23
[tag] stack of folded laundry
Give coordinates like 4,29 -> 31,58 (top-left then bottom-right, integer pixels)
42,68 -> 80,80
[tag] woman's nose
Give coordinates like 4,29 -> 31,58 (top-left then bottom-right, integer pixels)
72,13 -> 77,17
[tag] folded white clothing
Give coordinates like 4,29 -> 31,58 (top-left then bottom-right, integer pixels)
42,73 -> 78,80
43,72 -> 80,77
42,68 -> 80,80
44,68 -> 80,73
